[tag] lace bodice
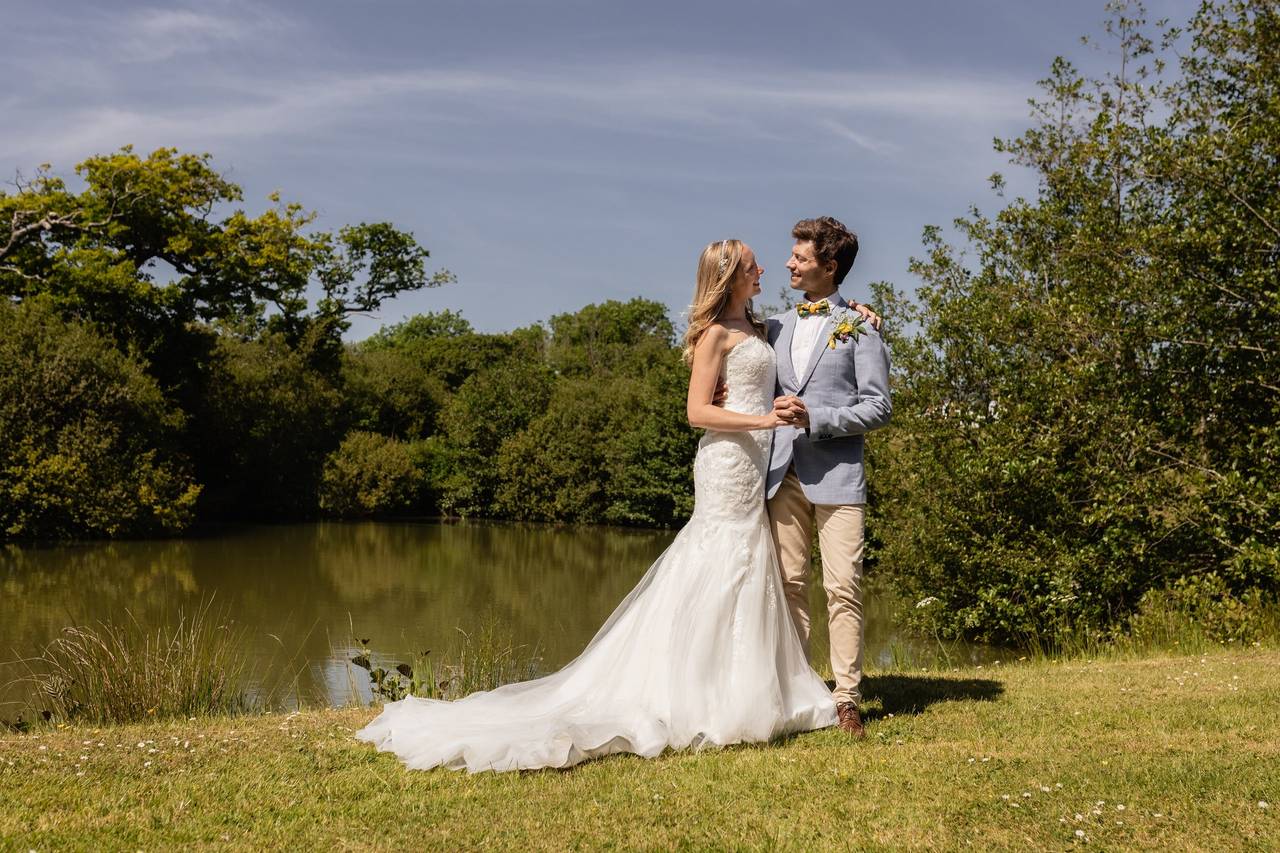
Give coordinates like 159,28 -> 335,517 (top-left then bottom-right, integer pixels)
691,335 -> 775,522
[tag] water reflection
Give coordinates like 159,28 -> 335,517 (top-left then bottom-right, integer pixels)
1,521 -> 1008,710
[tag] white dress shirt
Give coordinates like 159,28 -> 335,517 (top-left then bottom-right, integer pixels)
790,304 -> 829,379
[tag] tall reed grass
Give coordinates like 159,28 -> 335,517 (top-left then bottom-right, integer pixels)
13,600 -> 252,725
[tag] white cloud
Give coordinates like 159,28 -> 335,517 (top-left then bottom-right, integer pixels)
0,59 -> 1032,169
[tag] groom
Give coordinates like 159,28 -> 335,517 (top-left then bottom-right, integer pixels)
766,216 -> 891,738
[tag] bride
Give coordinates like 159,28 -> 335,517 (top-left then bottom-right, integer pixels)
356,239 -> 839,772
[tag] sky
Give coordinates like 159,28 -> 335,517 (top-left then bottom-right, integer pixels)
1,0 -> 1202,338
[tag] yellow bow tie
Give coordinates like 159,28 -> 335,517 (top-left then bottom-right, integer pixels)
796,299 -> 831,317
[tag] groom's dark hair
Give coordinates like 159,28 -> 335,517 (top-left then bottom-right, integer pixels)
792,217 -> 859,286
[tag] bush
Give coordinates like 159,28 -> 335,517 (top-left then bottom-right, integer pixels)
319,431 -> 426,517
192,333 -> 344,519
0,299 -> 200,540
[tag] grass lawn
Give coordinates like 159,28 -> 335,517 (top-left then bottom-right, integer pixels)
3,646 -> 1277,851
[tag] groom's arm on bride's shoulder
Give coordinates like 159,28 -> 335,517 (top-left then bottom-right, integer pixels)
806,327 -> 892,440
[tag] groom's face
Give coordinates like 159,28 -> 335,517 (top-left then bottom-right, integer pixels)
786,240 -> 835,294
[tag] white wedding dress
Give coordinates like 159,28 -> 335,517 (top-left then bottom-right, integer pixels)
356,335 -> 837,772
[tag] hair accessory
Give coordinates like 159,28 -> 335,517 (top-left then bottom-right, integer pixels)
717,240 -> 730,275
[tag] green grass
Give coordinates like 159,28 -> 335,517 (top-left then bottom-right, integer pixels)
3,647 -> 1278,850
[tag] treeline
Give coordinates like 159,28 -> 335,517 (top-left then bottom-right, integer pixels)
0,146 -> 697,539
870,0 -> 1279,643
2,1 -> 1276,645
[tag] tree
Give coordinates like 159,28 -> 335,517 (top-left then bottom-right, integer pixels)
0,299 -> 200,539
0,147 -> 452,385
877,1 -> 1279,643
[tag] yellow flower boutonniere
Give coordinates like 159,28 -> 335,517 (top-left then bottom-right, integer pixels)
827,309 -> 867,349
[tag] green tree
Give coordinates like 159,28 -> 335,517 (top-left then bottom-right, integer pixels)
436,357 -> 554,517
192,333 -> 344,519
0,147 -> 451,388
877,1 -> 1279,643
0,299 -> 200,539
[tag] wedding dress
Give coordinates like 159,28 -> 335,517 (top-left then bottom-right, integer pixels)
356,335 -> 837,772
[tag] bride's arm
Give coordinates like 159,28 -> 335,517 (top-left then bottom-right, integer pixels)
687,327 -> 779,432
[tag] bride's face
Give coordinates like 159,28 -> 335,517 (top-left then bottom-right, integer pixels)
733,247 -> 763,300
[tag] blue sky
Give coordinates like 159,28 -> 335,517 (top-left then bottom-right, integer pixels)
2,1 -> 1200,337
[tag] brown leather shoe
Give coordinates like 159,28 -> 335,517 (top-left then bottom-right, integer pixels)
836,702 -> 865,738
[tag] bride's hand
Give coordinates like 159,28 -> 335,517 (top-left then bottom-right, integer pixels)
757,411 -> 785,429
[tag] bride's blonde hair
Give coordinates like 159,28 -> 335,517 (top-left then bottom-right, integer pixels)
681,239 -> 766,365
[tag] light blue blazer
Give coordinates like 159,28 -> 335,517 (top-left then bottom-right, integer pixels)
765,292 -> 892,505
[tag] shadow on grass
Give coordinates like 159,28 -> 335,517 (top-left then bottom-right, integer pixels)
827,674 -> 1004,722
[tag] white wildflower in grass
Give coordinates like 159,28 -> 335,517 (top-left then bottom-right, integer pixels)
1260,801 -> 1270,809
1075,830 -> 1086,838
1040,786 -> 1051,793
1116,804 -> 1125,811
915,596 -> 939,608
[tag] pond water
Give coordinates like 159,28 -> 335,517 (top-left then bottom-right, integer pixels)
1,521 -> 1008,712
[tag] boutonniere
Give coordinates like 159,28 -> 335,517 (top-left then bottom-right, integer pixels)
827,308 -> 867,349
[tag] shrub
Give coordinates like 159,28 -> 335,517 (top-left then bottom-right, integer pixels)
0,299 -> 200,540
318,431 -> 426,517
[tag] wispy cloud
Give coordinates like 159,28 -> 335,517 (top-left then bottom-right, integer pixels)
0,57 -> 1032,170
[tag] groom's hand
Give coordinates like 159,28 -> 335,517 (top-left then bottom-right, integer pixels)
773,395 -> 809,428
712,380 -> 728,407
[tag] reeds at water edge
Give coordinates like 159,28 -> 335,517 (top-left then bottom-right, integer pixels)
8,599 -> 252,726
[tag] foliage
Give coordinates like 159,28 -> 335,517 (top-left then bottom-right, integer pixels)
0,147 -> 449,371
16,601 -> 250,725
877,0 -> 1280,643
318,432 -> 427,518
0,147 -> 451,538
192,333 -> 345,519
350,619 -> 541,703
493,358 -> 697,525
358,309 -> 473,349
0,299 -> 200,539
544,298 -> 676,376
342,347 -> 449,440
435,358 -> 555,517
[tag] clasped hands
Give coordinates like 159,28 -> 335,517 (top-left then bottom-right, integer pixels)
771,395 -> 808,428
711,382 -> 809,429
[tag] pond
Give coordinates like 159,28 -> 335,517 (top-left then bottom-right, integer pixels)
1,521 -> 1009,712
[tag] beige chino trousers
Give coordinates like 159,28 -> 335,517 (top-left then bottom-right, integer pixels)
767,467 -> 866,706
